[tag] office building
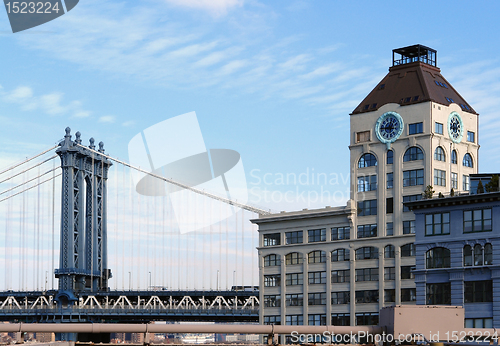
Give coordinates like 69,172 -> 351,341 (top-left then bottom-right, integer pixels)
252,44 -> 479,329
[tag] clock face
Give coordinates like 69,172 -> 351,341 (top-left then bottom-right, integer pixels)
447,111 -> 463,143
375,112 -> 404,144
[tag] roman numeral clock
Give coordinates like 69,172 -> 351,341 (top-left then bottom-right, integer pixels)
375,111 -> 404,148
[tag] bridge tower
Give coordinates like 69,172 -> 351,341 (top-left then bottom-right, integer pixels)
55,127 -> 112,304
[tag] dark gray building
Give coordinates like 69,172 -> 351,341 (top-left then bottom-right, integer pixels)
408,191 -> 500,328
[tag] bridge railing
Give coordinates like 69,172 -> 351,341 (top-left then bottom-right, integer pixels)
0,294 -> 259,312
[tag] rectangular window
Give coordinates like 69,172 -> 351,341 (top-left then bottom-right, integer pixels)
331,270 -> 350,283
384,289 -> 395,303
463,175 -> 470,191
386,197 -> 393,214
384,267 -> 395,281
355,268 -> 379,282
285,294 -> 303,306
425,213 -> 450,235
464,209 -> 492,233
465,318 -> 493,329
263,315 -> 281,325
308,229 -> 326,242
387,172 -> 393,189
264,275 -> 281,287
285,273 -> 303,286
386,222 -> 393,236
403,194 -> 422,212
357,224 -> 377,238
285,314 -> 303,325
331,291 -> 350,305
355,290 -> 379,303
308,292 -> 326,305
401,266 -> 414,280
308,314 -> 326,326
357,175 -> 377,192
331,226 -> 350,240
356,313 -> 379,326
435,122 -> 443,134
401,288 -> 417,302
409,122 -> 423,135
467,131 -> 475,143
403,169 -> 424,186
434,169 -> 446,186
285,231 -> 303,244
332,314 -> 350,326
264,295 -> 281,307
426,283 -> 451,305
356,131 -> 370,143
464,281 -> 492,303
357,200 -> 377,216
403,220 -> 415,234
263,233 -> 280,246
451,172 -> 458,189
308,271 -> 326,284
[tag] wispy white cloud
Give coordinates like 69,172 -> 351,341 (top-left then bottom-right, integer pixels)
99,115 -> 116,123
164,0 -> 244,17
11,1 -> 382,121
0,86 -> 91,118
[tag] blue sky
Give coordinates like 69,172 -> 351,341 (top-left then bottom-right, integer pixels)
1,0 -> 500,212
1,0 -> 500,290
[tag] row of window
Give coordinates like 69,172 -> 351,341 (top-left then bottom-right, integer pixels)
263,244 -> 415,266
425,208 -> 492,235
358,150 -> 474,168
265,265 -> 416,287
425,244 -> 493,269
265,313 -> 377,327
359,172 -> 471,191
266,207 -> 494,247
426,280 -> 492,305
264,222 -> 421,246
264,287 -> 416,308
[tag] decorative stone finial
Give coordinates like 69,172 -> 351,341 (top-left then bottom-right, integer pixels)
98,141 -> 104,153
89,137 -> 95,149
65,127 -> 71,137
75,131 -> 82,144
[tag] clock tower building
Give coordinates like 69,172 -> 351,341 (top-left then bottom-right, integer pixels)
350,44 -> 478,304
253,45 -> 480,333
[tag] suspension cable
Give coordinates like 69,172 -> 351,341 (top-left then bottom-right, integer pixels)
0,155 -> 57,185
74,143 -> 271,215
0,173 -> 61,203
0,145 -> 58,176
0,167 -> 60,196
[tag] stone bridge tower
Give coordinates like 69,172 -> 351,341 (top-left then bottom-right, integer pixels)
55,127 -> 112,304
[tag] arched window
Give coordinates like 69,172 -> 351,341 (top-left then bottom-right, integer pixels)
387,150 -> 393,164
464,245 -> 472,266
426,247 -> 450,269
264,254 -> 280,267
285,252 -> 303,265
403,147 -> 424,162
451,150 -> 457,164
355,246 -> 378,260
358,153 -> 377,168
331,249 -> 349,262
401,243 -> 416,257
474,244 -> 483,266
308,250 -> 326,264
384,245 -> 395,258
434,147 -> 445,161
485,244 -> 493,265
463,153 -> 473,167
